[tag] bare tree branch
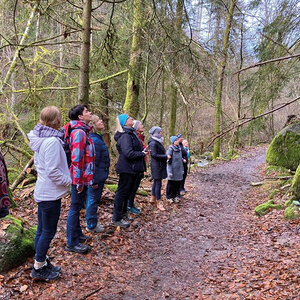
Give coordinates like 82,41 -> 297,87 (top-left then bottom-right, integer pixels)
206,95 -> 300,149
234,53 -> 300,74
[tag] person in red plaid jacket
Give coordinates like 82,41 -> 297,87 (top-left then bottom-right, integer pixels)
64,105 -> 95,254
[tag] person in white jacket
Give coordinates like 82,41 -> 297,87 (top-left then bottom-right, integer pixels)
27,106 -> 72,281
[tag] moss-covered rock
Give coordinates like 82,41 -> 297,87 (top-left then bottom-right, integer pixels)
284,206 -> 300,220
266,122 -> 300,170
291,164 -> 300,197
254,200 -> 282,216
105,184 -> 148,196
0,215 -> 36,273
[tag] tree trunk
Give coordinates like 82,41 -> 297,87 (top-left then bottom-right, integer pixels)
78,0 -> 92,105
100,82 -> 111,148
123,0 -> 144,118
213,0 -> 237,159
168,0 -> 184,136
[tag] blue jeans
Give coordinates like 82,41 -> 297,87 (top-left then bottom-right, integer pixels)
86,181 -> 105,229
152,179 -> 162,200
35,199 -> 61,262
67,185 -> 87,247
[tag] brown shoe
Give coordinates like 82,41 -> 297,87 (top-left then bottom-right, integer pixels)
156,201 -> 165,211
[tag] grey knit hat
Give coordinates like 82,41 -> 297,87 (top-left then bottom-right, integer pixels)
133,120 -> 142,131
149,126 -> 162,135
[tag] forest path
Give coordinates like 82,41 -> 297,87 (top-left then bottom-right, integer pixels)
94,145 -> 299,299
3,146 -> 300,299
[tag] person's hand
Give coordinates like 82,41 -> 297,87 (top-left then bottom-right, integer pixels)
92,184 -> 99,189
76,184 -> 84,193
183,159 -> 187,163
167,155 -> 171,159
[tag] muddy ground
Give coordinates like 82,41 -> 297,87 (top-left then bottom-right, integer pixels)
1,146 -> 299,299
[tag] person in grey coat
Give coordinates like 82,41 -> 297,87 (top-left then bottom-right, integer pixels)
166,136 -> 184,201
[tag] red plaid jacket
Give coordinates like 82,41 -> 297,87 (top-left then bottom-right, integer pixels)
64,121 -> 95,186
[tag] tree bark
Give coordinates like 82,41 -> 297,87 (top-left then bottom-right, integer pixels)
213,0 -> 237,159
123,0 -> 144,118
78,0 -> 92,105
168,0 -> 184,136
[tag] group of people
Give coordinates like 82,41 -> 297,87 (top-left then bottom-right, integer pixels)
1,104 -> 190,282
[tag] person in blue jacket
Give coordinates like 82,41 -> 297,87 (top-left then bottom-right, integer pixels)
86,115 -> 110,233
112,114 -> 147,228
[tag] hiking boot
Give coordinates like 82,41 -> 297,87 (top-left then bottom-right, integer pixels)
65,243 -> 90,254
127,206 -> 141,215
79,234 -> 92,243
174,197 -> 181,203
30,265 -> 60,281
86,224 -> 105,233
123,214 -> 133,222
112,219 -> 130,228
46,258 -> 61,273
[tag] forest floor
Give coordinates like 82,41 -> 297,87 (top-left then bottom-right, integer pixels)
1,145 -> 300,299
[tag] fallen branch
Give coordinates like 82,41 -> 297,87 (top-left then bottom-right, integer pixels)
10,157 -> 34,191
206,95 -> 300,149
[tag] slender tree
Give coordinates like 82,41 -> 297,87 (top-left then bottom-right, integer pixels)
213,0 -> 236,159
123,0 -> 145,118
78,0 -> 92,105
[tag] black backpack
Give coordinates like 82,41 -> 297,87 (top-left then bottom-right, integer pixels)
61,125 -> 86,167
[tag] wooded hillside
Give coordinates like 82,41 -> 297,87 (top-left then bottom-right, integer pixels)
0,0 -> 299,182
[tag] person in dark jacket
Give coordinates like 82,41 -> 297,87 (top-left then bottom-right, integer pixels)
86,115 -> 110,233
126,120 -> 147,215
0,151 -> 10,218
166,136 -> 184,202
112,114 -> 147,227
177,133 -> 188,194
148,126 -> 167,202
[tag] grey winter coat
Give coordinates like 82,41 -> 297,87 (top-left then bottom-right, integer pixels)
166,144 -> 184,181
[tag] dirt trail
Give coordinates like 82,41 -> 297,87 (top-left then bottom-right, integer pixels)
96,146 -> 299,299
3,146 -> 299,299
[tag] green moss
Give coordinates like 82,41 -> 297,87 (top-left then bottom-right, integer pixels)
106,184 -> 148,196
265,165 -> 291,176
284,206 -> 300,220
291,164 -> 300,197
268,189 -> 280,199
106,184 -> 117,192
255,200 -> 283,216
0,216 -> 36,273
266,123 -> 300,170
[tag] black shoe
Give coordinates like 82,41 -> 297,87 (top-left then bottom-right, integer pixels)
46,258 -> 61,273
30,265 -> 60,281
65,243 -> 90,254
79,234 -> 92,243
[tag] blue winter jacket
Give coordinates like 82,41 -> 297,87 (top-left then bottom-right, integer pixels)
90,133 -> 110,183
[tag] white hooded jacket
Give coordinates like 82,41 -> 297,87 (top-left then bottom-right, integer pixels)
28,124 -> 72,202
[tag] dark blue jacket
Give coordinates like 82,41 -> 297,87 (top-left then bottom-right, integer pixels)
148,137 -> 167,180
90,133 -> 110,183
114,127 -> 146,174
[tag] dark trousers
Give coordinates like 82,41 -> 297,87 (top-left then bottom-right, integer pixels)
180,163 -> 188,192
166,180 -> 181,199
86,181 -> 105,229
35,199 -> 61,262
67,185 -> 87,247
127,175 -> 142,208
152,179 -> 162,200
113,173 -> 138,222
